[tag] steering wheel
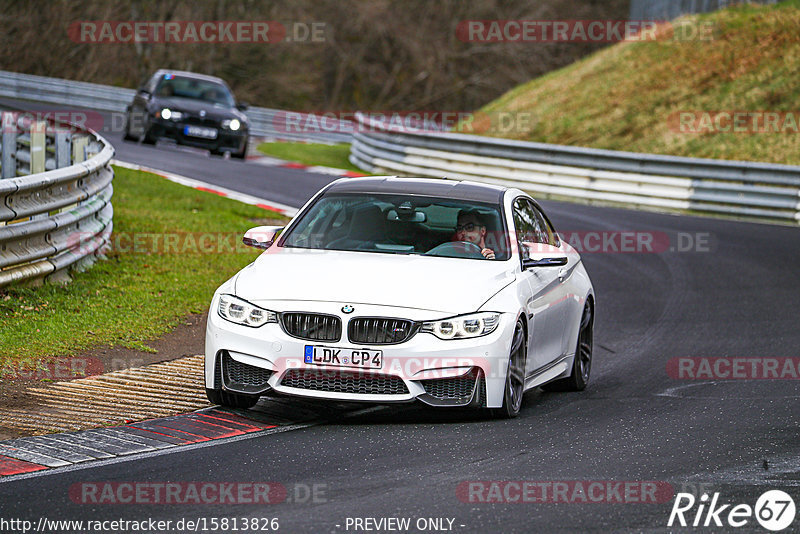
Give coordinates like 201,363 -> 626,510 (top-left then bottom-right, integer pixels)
424,241 -> 485,258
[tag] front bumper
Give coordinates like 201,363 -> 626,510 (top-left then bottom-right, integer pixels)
205,299 -> 515,408
150,118 -> 247,152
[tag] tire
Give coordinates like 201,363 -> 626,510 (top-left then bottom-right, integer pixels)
140,126 -> 157,145
139,116 -> 157,145
233,137 -> 248,159
122,112 -> 136,141
541,301 -> 593,392
491,318 -> 527,418
206,388 -> 259,409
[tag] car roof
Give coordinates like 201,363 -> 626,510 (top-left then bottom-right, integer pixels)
325,177 -> 507,204
154,69 -> 227,85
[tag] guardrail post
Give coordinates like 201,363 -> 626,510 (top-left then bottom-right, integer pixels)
54,129 -> 71,168
1,112 -> 16,179
29,120 -> 48,222
30,120 -> 46,174
72,136 -> 88,163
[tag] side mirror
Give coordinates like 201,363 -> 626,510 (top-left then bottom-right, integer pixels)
520,242 -> 568,269
236,102 -> 249,111
243,226 -> 283,249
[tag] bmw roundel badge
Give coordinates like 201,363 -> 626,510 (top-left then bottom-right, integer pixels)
341,305 -> 354,314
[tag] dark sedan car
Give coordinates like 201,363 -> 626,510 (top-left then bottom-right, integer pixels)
124,70 -> 249,158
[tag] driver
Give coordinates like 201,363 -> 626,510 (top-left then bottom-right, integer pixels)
455,209 -> 495,259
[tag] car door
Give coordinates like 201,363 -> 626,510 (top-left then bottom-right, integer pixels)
512,198 -> 564,375
531,202 -> 577,359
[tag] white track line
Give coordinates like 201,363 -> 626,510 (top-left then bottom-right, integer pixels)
112,159 -> 299,217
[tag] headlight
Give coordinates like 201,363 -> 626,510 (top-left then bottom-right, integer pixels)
420,312 -> 501,340
217,294 -> 277,328
222,118 -> 242,131
159,108 -> 183,120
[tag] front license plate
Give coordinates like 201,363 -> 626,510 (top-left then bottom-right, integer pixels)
183,125 -> 218,139
304,345 -> 382,369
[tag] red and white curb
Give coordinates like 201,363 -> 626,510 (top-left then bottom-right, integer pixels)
112,160 -> 299,217
0,409 -> 277,477
0,405 -> 383,480
246,153 -> 369,178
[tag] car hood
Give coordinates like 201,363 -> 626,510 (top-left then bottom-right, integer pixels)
151,97 -> 245,121
234,248 -> 516,314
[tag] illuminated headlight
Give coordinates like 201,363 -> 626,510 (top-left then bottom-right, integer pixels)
159,108 -> 183,120
222,118 -> 241,131
420,312 -> 501,340
217,294 -> 277,328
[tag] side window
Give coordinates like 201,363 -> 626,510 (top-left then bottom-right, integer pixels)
531,205 -> 559,247
283,199 -> 347,247
145,74 -> 160,94
512,198 -> 546,259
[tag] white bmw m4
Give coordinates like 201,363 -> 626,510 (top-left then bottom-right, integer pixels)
205,177 -> 595,417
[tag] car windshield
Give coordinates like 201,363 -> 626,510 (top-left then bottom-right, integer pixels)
280,193 -> 510,260
155,75 -> 235,106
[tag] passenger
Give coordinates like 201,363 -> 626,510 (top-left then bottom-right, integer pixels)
455,209 -> 495,259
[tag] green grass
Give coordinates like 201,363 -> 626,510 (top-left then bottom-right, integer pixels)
468,0 -> 800,165
0,166 -> 285,363
257,141 -> 367,174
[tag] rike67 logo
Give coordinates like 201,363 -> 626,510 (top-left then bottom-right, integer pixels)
668,490 -> 796,531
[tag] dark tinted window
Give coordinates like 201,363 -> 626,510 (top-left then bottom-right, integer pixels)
155,75 -> 234,106
531,204 -> 559,247
281,193 -> 510,260
513,198 -> 548,259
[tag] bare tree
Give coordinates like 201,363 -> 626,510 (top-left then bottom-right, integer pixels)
0,0 -> 629,112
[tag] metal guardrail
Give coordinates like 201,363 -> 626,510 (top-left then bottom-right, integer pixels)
0,111 -> 114,288
0,70 -> 351,145
349,112 -> 800,223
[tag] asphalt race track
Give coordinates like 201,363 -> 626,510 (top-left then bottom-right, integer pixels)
1,98 -> 799,532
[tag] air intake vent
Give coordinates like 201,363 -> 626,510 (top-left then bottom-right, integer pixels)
280,369 -> 409,395
420,370 -> 479,401
281,313 -> 341,341
348,318 -> 417,344
221,351 -> 272,394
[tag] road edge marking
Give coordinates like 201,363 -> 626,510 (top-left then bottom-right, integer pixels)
111,159 -> 299,217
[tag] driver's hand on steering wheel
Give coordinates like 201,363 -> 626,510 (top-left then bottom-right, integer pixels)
482,248 -> 495,259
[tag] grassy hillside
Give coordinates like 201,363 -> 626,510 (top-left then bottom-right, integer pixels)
471,1 -> 800,165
